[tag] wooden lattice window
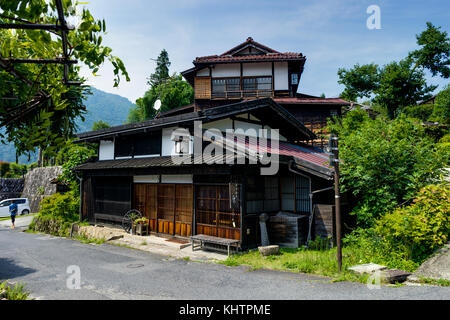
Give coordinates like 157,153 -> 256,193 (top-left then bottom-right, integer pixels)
195,77 -> 211,99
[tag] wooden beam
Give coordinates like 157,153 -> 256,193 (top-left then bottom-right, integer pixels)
5,58 -> 77,64
0,23 -> 74,31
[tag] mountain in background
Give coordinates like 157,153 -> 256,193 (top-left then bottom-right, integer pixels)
0,87 -> 135,164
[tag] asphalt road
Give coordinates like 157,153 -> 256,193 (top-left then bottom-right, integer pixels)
0,221 -> 449,300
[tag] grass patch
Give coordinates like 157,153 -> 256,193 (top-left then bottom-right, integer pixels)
222,246 -> 372,283
73,234 -> 105,245
140,241 -> 148,246
415,276 -> 450,287
0,281 -> 31,300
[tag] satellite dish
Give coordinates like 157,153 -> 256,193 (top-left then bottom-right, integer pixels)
154,99 -> 161,111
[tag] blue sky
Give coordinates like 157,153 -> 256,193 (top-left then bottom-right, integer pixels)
79,0 -> 450,103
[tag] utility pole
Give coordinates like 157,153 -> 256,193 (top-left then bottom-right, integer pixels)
329,134 -> 342,272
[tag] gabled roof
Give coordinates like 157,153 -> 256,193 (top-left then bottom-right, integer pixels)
191,37 -> 305,65
74,139 -> 332,180
221,37 -> 280,56
75,98 -> 316,142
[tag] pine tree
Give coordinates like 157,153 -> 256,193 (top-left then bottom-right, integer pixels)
147,49 -> 171,87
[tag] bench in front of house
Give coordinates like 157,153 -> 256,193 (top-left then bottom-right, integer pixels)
94,213 -> 123,225
190,234 -> 240,256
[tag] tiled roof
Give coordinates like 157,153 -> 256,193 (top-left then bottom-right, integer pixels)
221,37 -> 280,56
194,37 -> 304,64
74,139 -> 332,179
235,139 -> 331,171
205,134 -> 333,178
194,52 -> 304,64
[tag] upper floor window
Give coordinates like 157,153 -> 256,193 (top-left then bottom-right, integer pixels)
211,76 -> 272,98
115,132 -> 161,158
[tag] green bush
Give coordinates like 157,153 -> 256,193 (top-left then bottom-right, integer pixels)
38,192 -> 79,222
343,183 -> 450,271
375,183 -> 450,262
343,228 -> 419,272
0,281 -> 30,300
28,215 -> 73,237
29,191 -> 80,237
328,110 -> 446,227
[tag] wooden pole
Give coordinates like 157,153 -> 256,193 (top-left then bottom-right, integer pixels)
331,135 -> 342,272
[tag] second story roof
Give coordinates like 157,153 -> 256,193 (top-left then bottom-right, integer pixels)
75,98 -> 316,143
191,37 -> 306,65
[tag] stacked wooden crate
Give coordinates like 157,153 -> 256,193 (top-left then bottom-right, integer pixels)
267,212 -> 309,248
313,204 -> 335,244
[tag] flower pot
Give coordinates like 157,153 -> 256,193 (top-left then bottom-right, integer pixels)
135,223 -> 148,236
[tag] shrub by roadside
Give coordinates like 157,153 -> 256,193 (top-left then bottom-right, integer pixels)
0,281 -> 30,300
344,183 -> 450,272
28,191 -> 79,236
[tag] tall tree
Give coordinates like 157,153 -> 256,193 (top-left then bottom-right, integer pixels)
147,49 -> 170,87
0,0 -> 129,158
129,73 -> 194,123
409,22 -> 450,78
337,22 -> 449,118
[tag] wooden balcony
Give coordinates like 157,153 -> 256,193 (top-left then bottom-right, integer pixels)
211,89 -> 273,100
194,76 -> 274,100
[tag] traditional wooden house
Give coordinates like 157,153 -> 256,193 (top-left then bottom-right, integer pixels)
74,38 -> 345,250
180,37 -> 350,147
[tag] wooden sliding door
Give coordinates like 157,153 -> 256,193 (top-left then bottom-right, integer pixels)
133,184 -> 157,232
134,183 -> 193,237
157,184 -> 175,234
195,185 -> 240,240
175,185 -> 193,237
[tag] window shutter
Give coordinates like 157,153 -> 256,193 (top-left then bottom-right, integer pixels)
195,77 -> 211,99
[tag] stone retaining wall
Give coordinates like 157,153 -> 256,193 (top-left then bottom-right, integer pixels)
21,166 -> 63,212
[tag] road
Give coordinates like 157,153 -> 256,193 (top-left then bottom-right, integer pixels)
0,219 -> 449,300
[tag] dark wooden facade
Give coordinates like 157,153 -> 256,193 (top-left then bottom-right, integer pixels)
80,161 -> 334,249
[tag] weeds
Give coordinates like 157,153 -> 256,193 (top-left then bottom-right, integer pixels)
0,281 -> 30,300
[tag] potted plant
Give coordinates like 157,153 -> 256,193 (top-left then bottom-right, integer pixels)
133,217 -> 149,236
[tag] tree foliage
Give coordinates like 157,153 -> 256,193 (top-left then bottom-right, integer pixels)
147,49 -> 170,87
409,22 -> 450,78
57,141 -> 96,193
337,22 -> 449,118
328,109 -> 446,227
0,0 -> 129,158
129,73 -> 193,122
91,120 -> 110,131
375,183 -> 450,262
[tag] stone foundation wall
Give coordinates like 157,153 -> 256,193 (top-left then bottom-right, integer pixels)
21,166 -> 63,213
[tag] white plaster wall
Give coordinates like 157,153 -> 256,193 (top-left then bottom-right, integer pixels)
134,175 -> 159,183
161,127 -> 192,156
274,62 -> 289,90
99,140 -> 114,160
211,64 -> 240,77
196,68 -> 209,76
242,62 -> 272,76
203,117 -> 287,141
203,118 -> 233,132
161,174 -> 193,184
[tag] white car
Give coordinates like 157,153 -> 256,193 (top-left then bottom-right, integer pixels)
0,198 -> 31,217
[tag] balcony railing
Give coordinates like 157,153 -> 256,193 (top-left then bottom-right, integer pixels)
211,89 -> 273,99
